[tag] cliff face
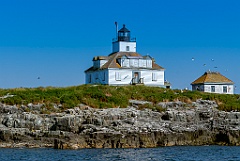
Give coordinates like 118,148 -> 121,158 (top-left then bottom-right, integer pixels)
0,100 -> 239,149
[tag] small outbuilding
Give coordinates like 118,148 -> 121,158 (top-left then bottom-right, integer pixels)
191,71 -> 234,94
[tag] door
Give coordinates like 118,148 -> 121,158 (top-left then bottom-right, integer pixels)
133,72 -> 139,84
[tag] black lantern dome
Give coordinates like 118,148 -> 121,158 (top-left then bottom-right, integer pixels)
118,24 -> 130,42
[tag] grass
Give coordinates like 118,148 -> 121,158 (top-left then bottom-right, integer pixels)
0,85 -> 239,113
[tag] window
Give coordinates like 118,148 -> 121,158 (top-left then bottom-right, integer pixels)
211,86 -> 215,92
89,74 -> 91,83
95,73 -> 98,80
126,46 -> 130,51
103,72 -> 105,81
152,73 -> 157,81
123,59 -> 129,67
142,60 -> 146,67
129,59 -> 134,67
196,86 -> 200,91
147,60 -> 152,68
122,58 -> 127,67
223,86 -> 227,93
133,59 -> 138,67
115,72 -> 121,81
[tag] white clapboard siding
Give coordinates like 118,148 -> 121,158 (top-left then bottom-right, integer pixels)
108,69 -> 132,85
146,59 -> 152,68
192,84 -> 234,94
85,70 -> 109,85
112,41 -> 136,53
122,59 -> 130,67
107,69 -> 164,86
141,70 -> 164,86
93,60 -> 108,68
204,84 -> 234,94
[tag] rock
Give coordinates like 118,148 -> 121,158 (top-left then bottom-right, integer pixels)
129,100 -> 153,107
0,100 -> 239,149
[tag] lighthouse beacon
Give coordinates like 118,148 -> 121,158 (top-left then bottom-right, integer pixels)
112,24 -> 136,53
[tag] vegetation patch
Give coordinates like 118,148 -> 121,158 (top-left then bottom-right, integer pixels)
0,85 -> 239,112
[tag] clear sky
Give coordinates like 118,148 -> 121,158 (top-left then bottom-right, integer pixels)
0,0 -> 240,93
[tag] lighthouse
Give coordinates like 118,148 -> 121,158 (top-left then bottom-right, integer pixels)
85,23 -> 167,88
112,24 -> 136,53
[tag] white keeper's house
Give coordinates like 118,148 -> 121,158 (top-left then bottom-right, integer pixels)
85,24 -> 169,88
191,71 -> 234,94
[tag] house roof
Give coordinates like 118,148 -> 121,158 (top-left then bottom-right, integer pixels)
85,52 -> 164,72
191,71 -> 234,85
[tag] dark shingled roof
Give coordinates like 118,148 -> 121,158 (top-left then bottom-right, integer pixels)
118,24 -> 130,32
191,71 -> 234,85
85,52 -> 164,72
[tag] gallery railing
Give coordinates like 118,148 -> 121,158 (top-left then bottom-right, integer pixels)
132,78 -> 144,85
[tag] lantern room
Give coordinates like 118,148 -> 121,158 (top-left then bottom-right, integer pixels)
118,24 -> 130,42
112,24 -> 136,53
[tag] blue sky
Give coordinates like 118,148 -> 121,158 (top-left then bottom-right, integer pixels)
0,0 -> 240,93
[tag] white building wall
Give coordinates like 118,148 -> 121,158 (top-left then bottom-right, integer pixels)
112,41 -> 136,53
192,84 -> 234,94
99,60 -> 108,68
204,84 -> 234,94
146,59 -> 152,68
93,60 -> 108,68
125,59 -> 152,68
141,70 -> 164,86
112,42 -> 119,53
228,85 -> 234,94
108,69 -> 132,85
108,69 -> 164,86
121,59 -> 130,67
85,70 -> 109,85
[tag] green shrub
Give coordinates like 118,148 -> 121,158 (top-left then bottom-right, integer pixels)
0,85 -> 239,112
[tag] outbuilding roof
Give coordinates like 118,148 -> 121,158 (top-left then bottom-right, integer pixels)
191,71 -> 234,85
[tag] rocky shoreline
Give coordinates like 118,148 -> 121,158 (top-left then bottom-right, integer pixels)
0,100 -> 239,149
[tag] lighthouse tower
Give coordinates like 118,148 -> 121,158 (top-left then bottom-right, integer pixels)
112,24 -> 136,53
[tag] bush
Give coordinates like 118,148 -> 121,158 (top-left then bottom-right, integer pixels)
0,85 -> 239,112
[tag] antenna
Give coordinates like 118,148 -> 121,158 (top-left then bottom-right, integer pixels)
115,21 -> 118,40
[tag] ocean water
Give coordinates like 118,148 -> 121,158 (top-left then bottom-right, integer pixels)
0,146 -> 239,161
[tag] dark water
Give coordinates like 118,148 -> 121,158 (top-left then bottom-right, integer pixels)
0,146 -> 239,161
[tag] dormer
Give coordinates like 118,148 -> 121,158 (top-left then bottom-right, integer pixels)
117,55 -> 130,67
112,24 -> 136,53
116,54 -> 153,68
93,56 -> 108,68
143,55 -> 153,68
